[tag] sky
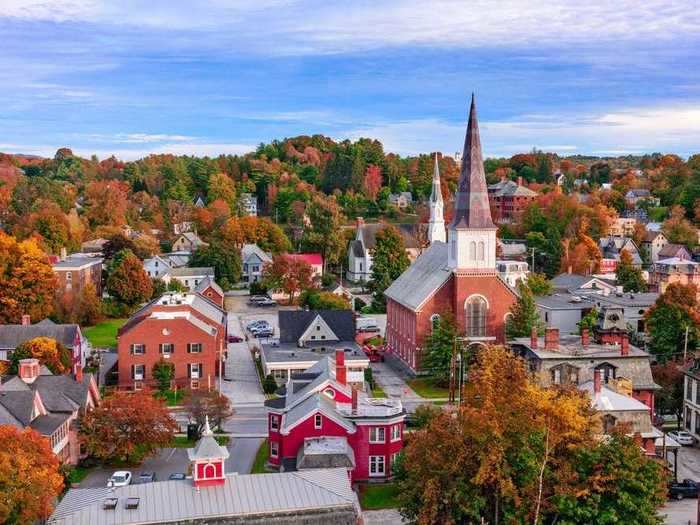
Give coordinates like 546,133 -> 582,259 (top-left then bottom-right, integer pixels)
1,0 -> 699,160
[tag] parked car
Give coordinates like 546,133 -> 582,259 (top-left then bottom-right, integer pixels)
248,295 -> 271,305
138,472 -> 156,484
669,479 -> 700,500
252,329 -> 274,338
255,298 -> 277,307
227,334 -> 243,343
668,430 -> 695,446
356,317 -> 380,333
108,471 -> 132,487
247,320 -> 270,331
168,473 -> 187,481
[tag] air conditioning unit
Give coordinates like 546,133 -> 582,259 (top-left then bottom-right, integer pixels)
134,373 -> 143,380
191,370 -> 200,379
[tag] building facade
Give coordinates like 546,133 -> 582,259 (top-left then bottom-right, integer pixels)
241,243 -> 272,284
487,177 -> 538,224
650,257 -> 700,296
384,96 -> 517,372
172,232 -> 208,253
52,254 -> 102,301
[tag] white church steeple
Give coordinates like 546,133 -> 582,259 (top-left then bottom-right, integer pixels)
427,153 -> 446,244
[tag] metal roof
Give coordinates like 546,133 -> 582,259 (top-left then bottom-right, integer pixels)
579,381 -> 651,412
49,469 -> 358,525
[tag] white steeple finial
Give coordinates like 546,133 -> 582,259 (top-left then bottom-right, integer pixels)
427,153 -> 446,244
203,415 -> 213,436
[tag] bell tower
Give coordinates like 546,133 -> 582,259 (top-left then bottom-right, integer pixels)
447,94 -> 497,273
188,416 -> 230,487
427,153 -> 446,244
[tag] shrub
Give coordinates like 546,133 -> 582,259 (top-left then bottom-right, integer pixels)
263,374 -> 278,394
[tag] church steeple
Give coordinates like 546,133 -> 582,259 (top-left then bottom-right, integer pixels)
427,153 -> 446,244
447,95 -> 497,271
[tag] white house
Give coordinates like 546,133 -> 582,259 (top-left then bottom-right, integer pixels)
143,255 -> 172,279
172,232 -> 208,253
497,260 -> 529,288
242,244 -> 272,284
163,267 -> 216,291
240,193 -> 257,216
387,192 -> 413,209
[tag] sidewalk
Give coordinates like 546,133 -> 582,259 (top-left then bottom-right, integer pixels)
371,360 -> 422,401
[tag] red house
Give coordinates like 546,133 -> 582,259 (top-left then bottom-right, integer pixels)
487,176 -> 538,224
384,96 -> 517,372
117,292 -> 227,390
265,350 -> 405,481
195,276 -> 225,308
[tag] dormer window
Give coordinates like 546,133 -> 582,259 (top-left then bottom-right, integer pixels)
595,363 -> 617,383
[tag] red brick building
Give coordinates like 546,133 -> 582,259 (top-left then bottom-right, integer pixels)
51,253 -> 102,301
265,350 -> 405,481
117,292 -> 227,390
384,96 -> 517,372
487,176 -> 538,224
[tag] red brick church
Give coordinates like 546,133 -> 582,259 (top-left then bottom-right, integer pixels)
385,96 -> 517,372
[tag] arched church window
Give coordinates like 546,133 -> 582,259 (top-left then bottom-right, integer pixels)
478,241 -> 485,261
466,295 -> 487,337
469,241 -> 477,260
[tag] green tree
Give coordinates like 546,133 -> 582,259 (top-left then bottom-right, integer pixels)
263,374 -> 278,394
526,273 -> 553,296
616,249 -> 647,292
577,308 -> 599,334
646,283 -> 700,359
506,280 -> 544,339
420,312 -> 457,386
152,359 -> 174,395
190,242 -> 241,290
299,290 -> 351,310
302,194 -> 346,271
369,226 -> 410,312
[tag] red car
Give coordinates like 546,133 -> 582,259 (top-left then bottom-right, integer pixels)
227,334 -> 243,343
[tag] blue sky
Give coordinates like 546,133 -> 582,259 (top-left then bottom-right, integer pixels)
1,1 -> 699,160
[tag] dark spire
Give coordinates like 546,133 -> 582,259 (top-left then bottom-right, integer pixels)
450,94 -> 495,229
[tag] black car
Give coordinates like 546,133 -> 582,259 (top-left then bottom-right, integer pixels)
669,479 -> 700,500
138,472 -> 156,484
168,473 -> 187,481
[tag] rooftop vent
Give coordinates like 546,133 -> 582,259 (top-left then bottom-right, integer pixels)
125,497 -> 140,510
570,296 -> 582,303
103,498 -> 118,510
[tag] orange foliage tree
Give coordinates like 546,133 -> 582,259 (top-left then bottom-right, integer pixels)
0,426 -> 64,524
79,391 -> 178,463
10,336 -> 73,375
0,232 -> 57,323
262,255 -> 315,305
363,164 -> 383,201
106,250 -> 153,307
84,180 -> 129,228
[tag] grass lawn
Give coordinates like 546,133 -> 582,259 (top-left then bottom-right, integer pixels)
407,377 -> 449,399
171,435 -> 229,448
371,384 -> 387,398
251,439 -> 270,474
154,389 -> 188,407
84,318 -> 127,348
360,483 -> 401,510
66,465 -> 92,485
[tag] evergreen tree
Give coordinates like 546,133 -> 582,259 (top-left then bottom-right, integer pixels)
616,249 -> 646,292
369,226 -> 410,312
506,281 -> 544,339
420,312 -> 457,386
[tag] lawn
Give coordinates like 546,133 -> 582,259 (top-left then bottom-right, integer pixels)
154,389 -> 188,407
371,384 -> 387,398
407,377 -> 449,399
360,483 -> 401,510
66,465 -> 92,485
251,439 -> 270,474
171,435 -> 229,448
84,318 -> 127,348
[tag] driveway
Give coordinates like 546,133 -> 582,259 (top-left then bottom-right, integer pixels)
218,313 -> 265,408
371,361 -> 421,401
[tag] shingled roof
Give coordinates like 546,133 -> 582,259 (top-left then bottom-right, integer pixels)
278,310 -> 355,344
0,319 -> 81,350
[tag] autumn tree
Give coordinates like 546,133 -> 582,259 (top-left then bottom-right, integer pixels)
369,226 -> 410,312
363,164 -> 383,201
299,290 -> 351,310
207,172 -> 236,211
262,255 -> 315,305
616,249 -> 646,292
238,216 -> 291,254
663,205 -> 697,248
0,426 -> 64,524
652,361 -> 684,424
106,250 -> 153,307
56,281 -> 103,325
10,337 -> 72,375
506,280 -> 544,339
0,232 -> 57,323
80,391 -> 178,463
84,180 -> 129,228
185,390 -> 234,436
646,283 -> 700,359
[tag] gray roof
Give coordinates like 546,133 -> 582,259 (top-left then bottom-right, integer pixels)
262,343 -> 366,364
194,275 -> 223,297
168,267 -> 215,277
0,319 -> 81,350
52,255 -> 103,270
590,292 -> 659,309
30,413 -> 70,435
488,179 -> 538,198
33,374 -> 91,411
49,469 -> 358,525
535,294 -> 596,311
242,243 -> 272,263
384,241 -> 452,311
176,232 -> 207,246
279,310 -> 355,344
162,253 -> 190,268
0,389 -> 35,425
187,433 -> 230,461
296,437 -> 355,470
598,236 -> 642,265
351,223 -> 421,253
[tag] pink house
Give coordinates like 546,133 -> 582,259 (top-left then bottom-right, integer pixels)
265,350 -> 405,481
285,253 -> 324,278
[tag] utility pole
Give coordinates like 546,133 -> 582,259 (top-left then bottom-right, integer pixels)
531,247 -> 536,273
684,325 -> 690,362
448,338 -> 457,404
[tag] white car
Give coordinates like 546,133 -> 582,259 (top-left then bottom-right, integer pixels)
668,430 -> 695,446
108,471 -> 132,487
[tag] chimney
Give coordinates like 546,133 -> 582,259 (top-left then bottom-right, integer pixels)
74,364 -> 83,383
544,328 -> 559,351
581,328 -> 590,346
593,368 -> 601,394
60,247 -> 67,261
530,326 -> 538,349
19,358 -> 40,384
567,265 -> 572,275
21,314 -> 30,326
352,388 -> 358,414
335,349 -> 347,386
620,333 -> 629,356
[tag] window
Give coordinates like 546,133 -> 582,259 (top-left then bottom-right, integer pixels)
187,343 -> 202,354
159,343 -> 174,355
66,271 -> 72,281
696,382 -> 700,406
391,425 -> 401,442
695,411 -> 700,436
469,241 -> 477,260
243,263 -> 248,272
130,343 -> 145,355
252,265 -> 260,273
314,414 -> 322,429
189,363 -> 202,379
132,364 -> 145,380
369,427 -> 386,443
369,455 -> 385,477
477,241 -> 485,261
686,407 -> 692,430
391,452 -> 400,466
185,280 -> 189,286
602,414 -> 617,433
466,296 -> 487,337
270,415 -> 279,432
270,441 -> 279,458
550,364 -> 579,386
595,363 -> 617,384
273,369 -> 287,380
687,377 -> 694,401
323,388 -> 336,399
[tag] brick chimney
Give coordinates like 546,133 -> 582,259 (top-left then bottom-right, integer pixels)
19,358 -> 40,384
544,328 -> 559,351
335,349 -> 347,386
530,326 -> 538,349
581,328 -> 590,346
74,364 -> 83,383
21,314 -> 30,326
356,216 -> 364,229
620,333 -> 629,356
517,176 -> 523,187
593,368 -> 601,394
352,388 -> 358,414
567,265 -> 572,275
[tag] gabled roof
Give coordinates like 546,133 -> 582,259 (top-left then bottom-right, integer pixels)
188,418 -> 229,461
0,319 -> 81,350
350,223 -> 421,253
242,243 -> 272,263
488,179 -> 537,198
195,275 -> 224,296
168,266 -> 215,277
286,253 -> 323,266
175,232 -> 207,247
658,243 -> 690,259
279,310 -> 355,344
283,394 -> 356,434
579,381 -> 651,412
644,230 -> 666,242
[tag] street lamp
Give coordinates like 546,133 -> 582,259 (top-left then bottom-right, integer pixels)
449,336 -> 470,405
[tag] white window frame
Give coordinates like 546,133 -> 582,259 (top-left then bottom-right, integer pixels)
369,427 -> 386,444
160,343 -> 174,355
188,343 -> 202,354
369,455 -> 385,477
391,424 -> 401,442
270,441 -> 279,458
133,364 -> 145,381
314,414 -> 322,429
270,415 -> 279,432
189,363 -> 202,379
131,343 -> 145,355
